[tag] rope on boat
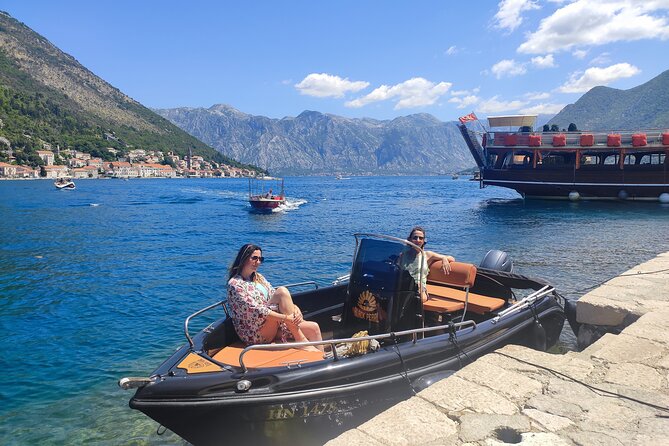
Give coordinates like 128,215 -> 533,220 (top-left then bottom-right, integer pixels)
390,333 -> 417,396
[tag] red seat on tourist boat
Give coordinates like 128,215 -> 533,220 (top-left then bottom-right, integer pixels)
663,132 -> 669,145
552,134 -> 566,147
212,342 -> 324,369
632,133 -> 647,147
580,134 -> 594,146
607,134 -> 621,147
528,134 -> 542,147
504,134 -> 518,146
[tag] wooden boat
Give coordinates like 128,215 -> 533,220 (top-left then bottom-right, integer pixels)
249,177 -> 285,210
54,178 -> 76,189
459,114 -> 669,201
119,234 -> 565,445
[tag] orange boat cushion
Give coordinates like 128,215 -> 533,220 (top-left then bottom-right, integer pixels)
428,261 -> 477,288
607,134 -> 621,147
176,352 -> 223,374
552,134 -> 566,147
423,298 -> 464,314
425,284 -> 505,314
528,134 -> 542,147
213,342 -> 324,368
580,134 -> 594,146
663,133 -> 669,145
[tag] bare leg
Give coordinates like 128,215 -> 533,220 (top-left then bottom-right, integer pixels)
299,321 -> 323,351
268,287 -> 318,351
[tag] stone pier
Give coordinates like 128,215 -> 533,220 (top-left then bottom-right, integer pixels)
326,252 -> 669,445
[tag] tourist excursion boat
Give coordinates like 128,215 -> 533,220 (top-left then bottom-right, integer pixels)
458,114 -> 669,201
120,233 -> 565,445
54,178 -> 75,189
249,177 -> 285,210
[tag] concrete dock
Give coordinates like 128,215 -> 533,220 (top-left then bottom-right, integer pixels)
326,252 -> 669,445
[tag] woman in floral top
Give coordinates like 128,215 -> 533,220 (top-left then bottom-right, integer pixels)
227,244 -> 322,351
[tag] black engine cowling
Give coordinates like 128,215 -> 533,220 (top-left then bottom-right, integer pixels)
480,249 -> 513,272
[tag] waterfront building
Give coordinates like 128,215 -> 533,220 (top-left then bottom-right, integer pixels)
36,150 -> 55,166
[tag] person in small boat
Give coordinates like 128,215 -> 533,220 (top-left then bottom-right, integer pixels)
400,226 -> 455,302
227,244 -> 323,351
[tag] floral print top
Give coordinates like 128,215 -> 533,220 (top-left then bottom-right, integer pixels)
227,273 -> 291,345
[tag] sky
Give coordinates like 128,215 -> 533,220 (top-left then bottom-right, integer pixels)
2,0 -> 669,122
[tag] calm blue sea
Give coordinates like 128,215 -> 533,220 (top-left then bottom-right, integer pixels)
1,176 -> 668,445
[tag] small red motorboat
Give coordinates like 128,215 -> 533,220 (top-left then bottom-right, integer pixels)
249,177 -> 285,210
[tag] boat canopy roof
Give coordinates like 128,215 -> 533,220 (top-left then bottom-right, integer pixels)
487,115 -> 537,129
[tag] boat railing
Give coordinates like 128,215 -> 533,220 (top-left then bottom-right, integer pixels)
184,300 -> 229,348
236,319 -> 477,373
491,285 -> 554,324
331,273 -> 350,285
282,281 -> 319,290
487,129 -> 669,150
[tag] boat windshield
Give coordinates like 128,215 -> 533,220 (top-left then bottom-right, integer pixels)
351,236 -> 421,294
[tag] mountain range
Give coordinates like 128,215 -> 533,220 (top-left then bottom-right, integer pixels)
548,69 -> 669,131
154,106 -> 475,176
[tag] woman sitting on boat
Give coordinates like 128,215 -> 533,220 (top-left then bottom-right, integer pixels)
400,226 -> 455,301
227,244 -> 323,352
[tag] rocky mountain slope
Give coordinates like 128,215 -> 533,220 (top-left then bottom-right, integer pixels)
155,105 -> 475,175
548,69 -> 669,131
0,11 -> 248,168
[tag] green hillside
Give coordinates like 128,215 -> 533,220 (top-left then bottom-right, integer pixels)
0,11 -> 258,171
548,69 -> 669,131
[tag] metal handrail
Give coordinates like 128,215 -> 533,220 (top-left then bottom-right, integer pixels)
184,300 -> 228,348
332,274 -> 350,285
237,319 -> 477,373
282,281 -> 319,290
491,285 -> 554,323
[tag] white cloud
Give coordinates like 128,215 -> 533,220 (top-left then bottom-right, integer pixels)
558,62 -> 640,93
531,54 -> 556,68
345,77 -> 452,109
590,52 -> 611,66
524,91 -> 551,100
294,73 -> 369,98
518,0 -> 669,54
572,49 -> 588,59
491,59 -> 527,78
446,45 -> 458,55
450,87 -> 480,97
520,103 -> 566,114
494,0 -> 541,32
478,96 -> 529,113
448,95 -> 480,109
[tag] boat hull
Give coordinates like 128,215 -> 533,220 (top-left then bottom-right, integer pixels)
130,301 -> 564,445
482,168 -> 668,200
249,198 -> 285,209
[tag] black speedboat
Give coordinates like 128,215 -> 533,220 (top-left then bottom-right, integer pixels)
120,234 -> 565,445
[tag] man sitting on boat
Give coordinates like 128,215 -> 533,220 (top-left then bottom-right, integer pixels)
227,244 -> 323,352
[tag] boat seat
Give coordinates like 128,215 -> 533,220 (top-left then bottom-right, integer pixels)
423,297 -> 464,313
212,342 -> 324,369
426,261 -> 505,315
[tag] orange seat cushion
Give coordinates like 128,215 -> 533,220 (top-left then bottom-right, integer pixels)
213,342 -> 324,368
423,298 -> 464,313
428,261 -> 477,288
425,284 -> 505,314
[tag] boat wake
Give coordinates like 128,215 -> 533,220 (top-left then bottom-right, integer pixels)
273,198 -> 307,212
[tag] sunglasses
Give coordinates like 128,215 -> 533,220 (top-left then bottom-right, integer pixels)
411,236 -> 425,241
250,255 -> 265,263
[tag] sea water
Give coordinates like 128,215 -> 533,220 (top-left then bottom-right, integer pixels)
1,176 -> 668,444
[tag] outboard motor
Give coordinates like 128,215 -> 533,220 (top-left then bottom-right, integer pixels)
480,249 -> 513,272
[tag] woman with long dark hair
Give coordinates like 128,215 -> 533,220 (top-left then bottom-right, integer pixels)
227,244 -> 322,351
401,226 -> 455,301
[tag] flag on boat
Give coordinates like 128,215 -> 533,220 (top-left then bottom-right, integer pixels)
458,112 -> 478,124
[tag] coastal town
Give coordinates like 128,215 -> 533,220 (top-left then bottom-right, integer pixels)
0,146 -> 257,180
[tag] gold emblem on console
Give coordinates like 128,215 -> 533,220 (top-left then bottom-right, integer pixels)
352,290 -> 379,322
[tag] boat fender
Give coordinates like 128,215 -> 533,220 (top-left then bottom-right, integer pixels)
412,370 -> 456,392
479,250 -> 513,272
659,193 -> 669,204
532,319 -> 547,351
564,299 -> 580,336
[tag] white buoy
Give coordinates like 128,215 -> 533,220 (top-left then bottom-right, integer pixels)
659,193 -> 669,204
568,191 -> 580,201
617,190 -> 628,200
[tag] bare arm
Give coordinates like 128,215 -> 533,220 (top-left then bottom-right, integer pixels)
425,250 -> 455,273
